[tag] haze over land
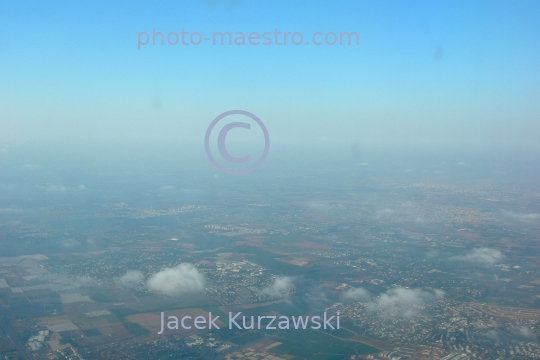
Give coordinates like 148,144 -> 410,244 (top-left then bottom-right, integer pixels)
1,0 -> 539,359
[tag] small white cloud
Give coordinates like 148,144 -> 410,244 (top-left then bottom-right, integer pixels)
342,287 -> 371,302
38,184 -> 86,193
515,326 -> 536,340
61,238 -> 80,247
486,329 -> 500,341
118,270 -> 145,287
376,208 -> 394,218
181,188 -> 205,194
503,211 -> 540,221
306,202 -> 343,212
147,263 -> 205,296
367,287 -> 444,318
451,248 -> 505,267
262,276 -> 295,297
75,276 -> 95,287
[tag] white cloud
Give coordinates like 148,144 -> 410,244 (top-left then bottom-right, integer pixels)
262,276 -> 295,297
376,208 -> 394,218
486,326 -> 537,343
451,247 -> 505,267
486,329 -> 500,341
118,270 -> 145,287
306,201 -> 343,212
515,326 -> 536,339
367,287 -> 445,318
181,188 -> 205,194
342,287 -> 371,302
75,276 -> 95,287
61,238 -> 80,247
38,184 -> 86,193
503,211 -> 540,221
147,263 -> 205,296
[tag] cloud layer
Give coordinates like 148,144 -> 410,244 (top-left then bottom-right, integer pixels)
147,263 -> 205,296
452,247 -> 505,267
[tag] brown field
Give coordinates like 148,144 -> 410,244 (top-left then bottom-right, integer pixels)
98,324 -> 134,342
286,242 -> 331,250
37,315 -> 74,326
235,238 -> 329,250
276,257 -> 309,266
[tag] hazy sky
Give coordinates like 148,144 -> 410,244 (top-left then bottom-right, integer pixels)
1,0 -> 539,146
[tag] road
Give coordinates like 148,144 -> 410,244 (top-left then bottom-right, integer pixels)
0,313 -> 32,360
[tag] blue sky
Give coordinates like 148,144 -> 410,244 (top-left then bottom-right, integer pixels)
1,0 -> 539,146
